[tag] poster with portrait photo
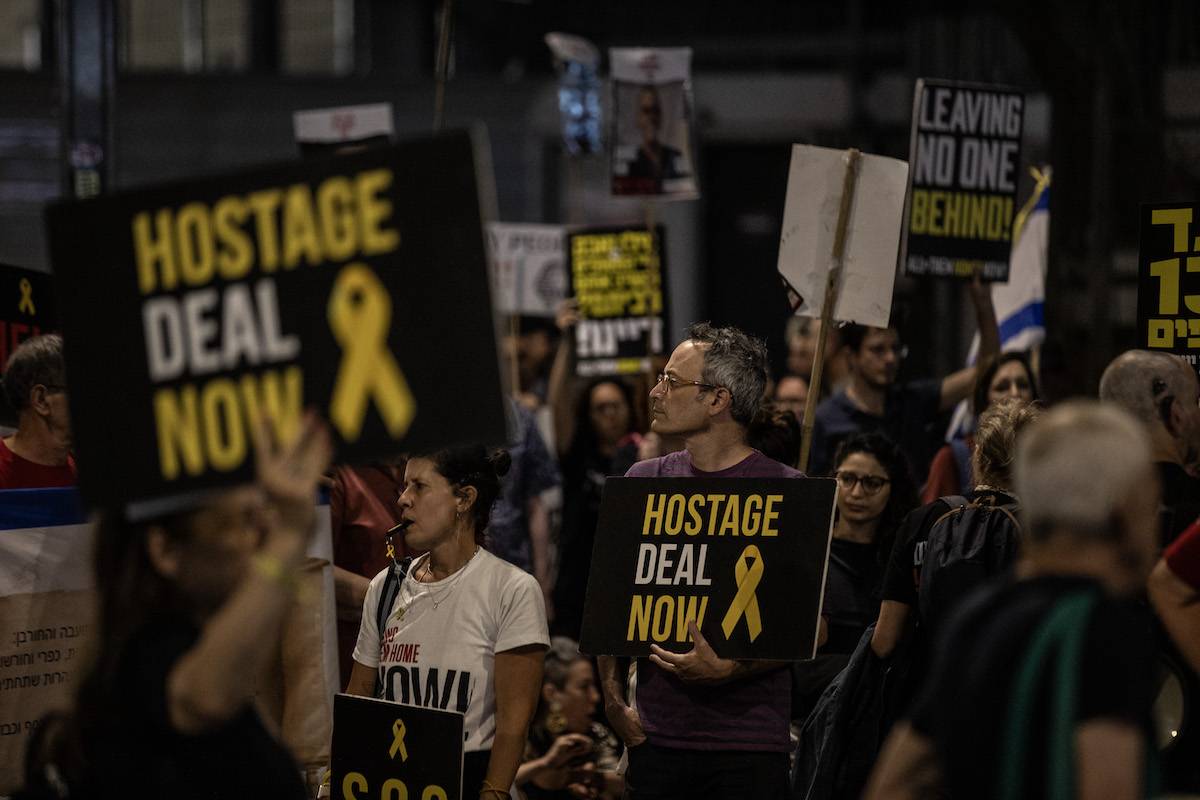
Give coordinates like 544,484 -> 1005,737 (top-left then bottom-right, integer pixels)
610,48 -> 698,199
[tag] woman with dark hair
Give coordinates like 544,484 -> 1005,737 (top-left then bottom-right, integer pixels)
346,444 -> 550,799
516,637 -> 623,799
22,413 -> 332,799
548,301 -> 643,638
822,432 -> 919,654
921,351 -> 1039,502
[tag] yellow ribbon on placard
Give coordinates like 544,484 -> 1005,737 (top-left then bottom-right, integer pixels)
327,263 -> 416,441
17,278 -> 34,315
389,718 -> 409,762
721,545 -> 764,642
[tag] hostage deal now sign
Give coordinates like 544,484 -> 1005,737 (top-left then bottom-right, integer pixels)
579,477 -> 836,660
47,133 -> 505,510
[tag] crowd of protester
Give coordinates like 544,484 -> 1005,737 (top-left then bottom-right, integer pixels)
4,269 -> 1200,799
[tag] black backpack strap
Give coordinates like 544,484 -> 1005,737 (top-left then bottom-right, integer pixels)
372,555 -> 413,698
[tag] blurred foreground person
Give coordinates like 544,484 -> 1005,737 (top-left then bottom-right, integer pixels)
23,412 -> 332,799
517,638 -> 622,799
1,333 -> 75,488
346,445 -> 550,798
866,401 -> 1160,800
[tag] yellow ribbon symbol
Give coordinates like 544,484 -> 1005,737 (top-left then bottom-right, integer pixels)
327,263 -> 416,441
389,718 -> 409,761
17,278 -> 34,315
721,545 -> 764,642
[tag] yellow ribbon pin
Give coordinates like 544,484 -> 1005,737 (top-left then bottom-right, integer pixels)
17,278 -> 35,315
327,263 -> 417,441
721,545 -> 764,642
389,718 -> 409,761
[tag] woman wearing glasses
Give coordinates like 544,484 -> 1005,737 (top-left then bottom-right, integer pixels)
822,432 -> 919,655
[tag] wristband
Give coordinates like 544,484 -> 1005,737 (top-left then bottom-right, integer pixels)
252,553 -> 301,594
479,779 -> 511,799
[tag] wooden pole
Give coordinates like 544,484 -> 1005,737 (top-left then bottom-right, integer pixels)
798,148 -> 861,474
432,0 -> 454,132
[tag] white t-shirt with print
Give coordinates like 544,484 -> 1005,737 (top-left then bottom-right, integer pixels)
353,548 -> 550,752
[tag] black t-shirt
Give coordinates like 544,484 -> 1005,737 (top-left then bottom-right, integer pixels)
908,576 -> 1154,800
822,538 -> 883,654
809,380 -> 942,482
880,489 -> 1016,607
85,615 -> 306,799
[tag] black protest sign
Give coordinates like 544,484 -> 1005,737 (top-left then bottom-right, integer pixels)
1137,203 -> 1200,374
579,477 -> 836,660
567,227 -> 667,377
901,79 -> 1024,281
331,693 -> 464,800
46,133 -> 506,509
0,263 -> 57,427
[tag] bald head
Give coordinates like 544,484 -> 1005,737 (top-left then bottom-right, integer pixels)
1099,350 -> 1200,466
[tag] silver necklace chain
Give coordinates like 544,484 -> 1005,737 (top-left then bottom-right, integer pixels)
413,547 -> 479,609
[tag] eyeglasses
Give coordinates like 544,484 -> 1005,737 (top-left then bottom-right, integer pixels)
655,373 -> 720,393
834,471 -> 890,495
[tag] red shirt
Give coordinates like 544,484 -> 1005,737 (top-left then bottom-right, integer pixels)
1165,519 -> 1200,591
330,463 -> 407,683
0,437 -> 76,489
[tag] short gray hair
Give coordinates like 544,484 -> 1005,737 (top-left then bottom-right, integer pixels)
686,322 -> 768,427
3,333 -> 65,412
1099,349 -> 1195,425
1015,400 -> 1152,541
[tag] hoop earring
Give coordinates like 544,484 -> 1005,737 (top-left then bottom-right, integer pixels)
547,700 -> 568,735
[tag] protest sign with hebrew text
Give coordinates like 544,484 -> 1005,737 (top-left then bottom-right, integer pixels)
568,226 -> 668,377
1139,202 -> 1200,375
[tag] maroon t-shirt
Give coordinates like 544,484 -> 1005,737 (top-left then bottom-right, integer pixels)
0,437 -> 76,489
330,464 -> 407,684
1166,518 -> 1200,591
624,448 -> 801,752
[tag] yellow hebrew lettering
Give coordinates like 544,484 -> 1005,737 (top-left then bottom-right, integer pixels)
1186,256 -> 1200,315
1149,319 -> 1174,347
1151,258 -> 1181,315
1152,207 -> 1193,253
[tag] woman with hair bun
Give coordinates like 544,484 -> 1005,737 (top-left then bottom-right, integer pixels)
346,445 -> 551,800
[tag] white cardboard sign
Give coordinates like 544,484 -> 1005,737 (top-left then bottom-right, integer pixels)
776,144 -> 909,328
487,223 -> 568,317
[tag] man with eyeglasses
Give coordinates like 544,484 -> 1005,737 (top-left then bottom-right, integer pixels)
0,333 -> 76,488
598,322 -> 799,800
809,281 -> 999,481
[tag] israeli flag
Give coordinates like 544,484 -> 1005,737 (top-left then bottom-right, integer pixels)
947,168 -> 1051,440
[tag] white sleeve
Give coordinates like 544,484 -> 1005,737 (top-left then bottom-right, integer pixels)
495,570 -> 551,653
352,568 -> 391,668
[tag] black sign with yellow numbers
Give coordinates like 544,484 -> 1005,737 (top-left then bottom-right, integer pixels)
46,133 -> 506,509
579,477 -> 837,660
1138,202 -> 1200,375
331,693 -> 464,800
0,262 -> 57,427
